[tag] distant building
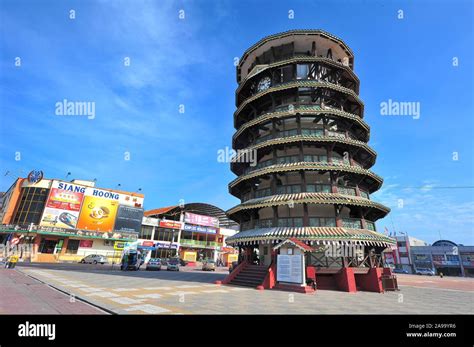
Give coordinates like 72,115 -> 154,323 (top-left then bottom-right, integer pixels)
383,235 -> 474,277
143,203 -> 238,264
411,240 -> 474,277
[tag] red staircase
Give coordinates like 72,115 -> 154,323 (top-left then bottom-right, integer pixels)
229,264 -> 268,288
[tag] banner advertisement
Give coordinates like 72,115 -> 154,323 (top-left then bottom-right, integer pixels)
184,212 -> 219,228
76,195 -> 119,232
183,223 -> 217,234
137,241 -> 180,250
113,205 -> 144,233
159,220 -> 183,230
79,240 -> 93,248
39,180 -> 86,229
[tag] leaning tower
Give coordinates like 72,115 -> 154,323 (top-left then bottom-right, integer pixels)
226,30 -> 393,266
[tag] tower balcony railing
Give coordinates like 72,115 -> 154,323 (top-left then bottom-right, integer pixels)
235,79 -> 362,121
240,217 -> 376,232
366,221 -> 376,231
251,128 -> 351,147
241,184 -> 367,202
341,218 -> 362,229
242,154 -> 365,175
235,103 -> 368,134
247,52 -> 350,80
337,186 -> 357,196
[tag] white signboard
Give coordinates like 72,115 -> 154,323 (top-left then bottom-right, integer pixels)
277,254 -> 304,284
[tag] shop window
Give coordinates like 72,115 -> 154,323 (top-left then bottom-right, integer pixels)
66,240 -> 80,254
39,239 -> 57,254
103,240 -> 114,247
139,225 -> 153,240
13,187 -> 49,225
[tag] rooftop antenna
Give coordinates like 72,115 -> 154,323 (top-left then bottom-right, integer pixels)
65,172 -> 71,180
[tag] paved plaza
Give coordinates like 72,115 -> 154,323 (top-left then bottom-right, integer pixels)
1,263 -> 472,315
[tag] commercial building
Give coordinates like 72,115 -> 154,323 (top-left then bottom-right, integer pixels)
383,234 -> 429,273
411,240 -> 474,277
224,30 -> 395,292
0,172 -> 144,263
143,203 -> 238,265
382,235 -> 474,277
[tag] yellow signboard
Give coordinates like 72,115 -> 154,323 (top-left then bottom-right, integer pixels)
114,241 -> 125,250
183,251 -> 197,262
77,196 -> 119,232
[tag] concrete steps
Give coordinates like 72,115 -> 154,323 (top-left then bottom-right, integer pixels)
229,265 -> 268,288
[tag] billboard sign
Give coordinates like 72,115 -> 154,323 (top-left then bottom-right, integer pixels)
183,224 -> 217,234
155,241 -> 179,249
39,180 -> 86,229
184,212 -> 219,228
113,205 -> 144,233
159,220 -> 183,230
76,195 -> 119,232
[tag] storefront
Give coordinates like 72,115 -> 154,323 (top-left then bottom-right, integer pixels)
137,240 -> 180,261
0,225 -> 138,263
178,223 -> 223,263
0,173 -> 144,263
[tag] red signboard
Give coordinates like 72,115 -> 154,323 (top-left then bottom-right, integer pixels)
47,188 -> 84,211
142,241 -> 154,247
79,240 -> 93,248
159,220 -> 182,230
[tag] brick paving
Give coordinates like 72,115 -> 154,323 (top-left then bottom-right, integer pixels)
12,263 -> 474,315
0,268 -> 105,314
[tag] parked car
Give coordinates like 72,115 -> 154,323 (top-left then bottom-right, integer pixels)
416,268 -> 435,276
393,268 -> 409,274
80,254 -> 108,264
167,258 -> 180,271
202,259 -> 216,271
146,258 -> 162,271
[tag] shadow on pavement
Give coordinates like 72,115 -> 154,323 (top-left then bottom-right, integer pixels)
15,262 -> 228,285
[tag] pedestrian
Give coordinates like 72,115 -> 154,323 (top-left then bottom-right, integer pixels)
121,253 -> 129,271
439,272 -> 444,278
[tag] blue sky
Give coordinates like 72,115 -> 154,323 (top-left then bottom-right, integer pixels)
1,0 -> 473,244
